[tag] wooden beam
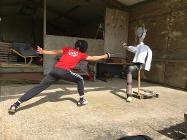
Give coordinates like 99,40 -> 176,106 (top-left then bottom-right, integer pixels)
47,7 -> 83,26
0,1 -> 24,7
103,0 -> 128,11
53,5 -> 81,22
129,0 -> 154,9
153,59 -> 187,63
18,0 -> 41,15
84,15 -> 103,26
46,22 -> 66,33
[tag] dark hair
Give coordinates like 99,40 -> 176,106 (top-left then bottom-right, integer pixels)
75,40 -> 88,53
118,135 -> 153,140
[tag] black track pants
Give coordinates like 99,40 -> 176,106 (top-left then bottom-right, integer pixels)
19,67 -> 85,102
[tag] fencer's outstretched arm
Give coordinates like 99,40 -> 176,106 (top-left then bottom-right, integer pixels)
37,46 -> 110,61
86,53 -> 110,61
37,46 -> 63,55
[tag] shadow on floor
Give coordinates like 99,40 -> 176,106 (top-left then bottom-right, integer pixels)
1,86 -> 127,102
16,91 -> 78,113
6,86 -> 128,114
1,84 -> 159,106
157,122 -> 185,139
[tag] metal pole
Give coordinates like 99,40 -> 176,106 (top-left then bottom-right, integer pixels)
138,70 -> 141,97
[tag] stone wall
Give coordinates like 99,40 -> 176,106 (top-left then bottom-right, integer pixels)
128,0 -> 187,89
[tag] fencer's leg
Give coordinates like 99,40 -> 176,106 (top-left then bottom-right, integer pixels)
61,71 -> 88,106
19,74 -> 57,102
8,73 -> 57,114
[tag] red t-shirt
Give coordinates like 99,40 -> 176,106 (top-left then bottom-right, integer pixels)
55,47 -> 88,70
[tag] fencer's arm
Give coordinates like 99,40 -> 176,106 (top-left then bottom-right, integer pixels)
37,46 -> 63,55
86,53 -> 109,61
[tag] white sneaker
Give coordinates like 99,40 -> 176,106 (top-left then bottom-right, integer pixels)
126,97 -> 133,102
77,98 -> 88,106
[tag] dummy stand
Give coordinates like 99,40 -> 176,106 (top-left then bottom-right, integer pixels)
185,113 -> 187,140
133,70 -> 159,99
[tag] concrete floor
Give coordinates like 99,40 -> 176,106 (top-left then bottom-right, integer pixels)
0,78 -> 187,140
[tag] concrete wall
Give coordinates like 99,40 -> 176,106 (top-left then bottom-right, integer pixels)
128,0 -> 187,89
44,35 -> 104,74
0,15 -> 42,45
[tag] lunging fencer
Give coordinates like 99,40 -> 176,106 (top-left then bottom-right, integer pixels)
8,40 -> 110,114
123,25 -> 152,102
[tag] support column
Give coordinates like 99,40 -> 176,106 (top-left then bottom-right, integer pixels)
43,0 -> 46,75
43,0 -> 46,42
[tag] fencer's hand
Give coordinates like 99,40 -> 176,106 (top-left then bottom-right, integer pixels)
106,52 -> 111,59
37,46 -> 43,54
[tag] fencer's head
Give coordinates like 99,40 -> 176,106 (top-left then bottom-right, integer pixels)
75,40 -> 88,53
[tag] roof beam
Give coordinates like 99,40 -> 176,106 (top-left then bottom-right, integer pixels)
103,0 -> 128,10
47,7 -> 83,26
84,15 -> 104,26
0,1 -> 25,7
53,5 -> 81,22
47,22 -> 66,33
129,0 -> 153,8
19,0 -> 41,15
